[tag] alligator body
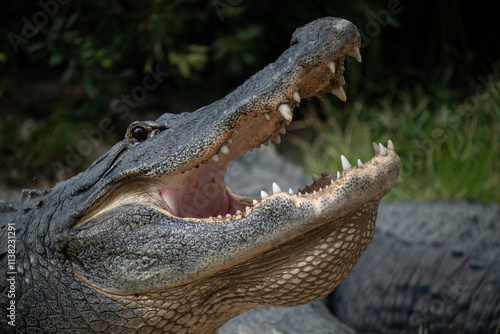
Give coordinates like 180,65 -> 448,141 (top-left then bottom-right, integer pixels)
328,201 -> 500,334
0,18 -> 400,333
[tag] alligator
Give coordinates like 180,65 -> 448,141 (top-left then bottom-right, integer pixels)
0,17 -> 401,333
328,200 -> 500,333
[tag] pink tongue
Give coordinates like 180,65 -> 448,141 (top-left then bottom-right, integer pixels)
159,182 -> 230,219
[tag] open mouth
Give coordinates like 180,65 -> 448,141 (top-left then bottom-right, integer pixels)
80,42 -> 398,224
68,18 -> 402,298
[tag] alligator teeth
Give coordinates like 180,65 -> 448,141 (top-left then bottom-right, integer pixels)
264,112 -> 271,120
372,142 -> 380,155
278,104 -> 293,122
226,214 -> 231,218
236,210 -> 241,215
293,91 -> 301,103
387,139 -> 394,150
337,171 -> 341,179
379,143 -> 387,157
261,190 -> 269,199
332,86 -> 347,102
252,199 -> 258,205
312,174 -> 320,182
347,46 -> 362,63
341,155 -> 351,170
357,159 -> 363,167
339,75 -> 346,86
327,61 -> 336,74
289,188 -> 294,194
272,182 -> 282,194
272,134 -> 281,144
279,127 -> 286,135
211,154 -> 219,162
220,145 -> 229,155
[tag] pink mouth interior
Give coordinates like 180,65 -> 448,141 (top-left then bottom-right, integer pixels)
158,162 -> 245,219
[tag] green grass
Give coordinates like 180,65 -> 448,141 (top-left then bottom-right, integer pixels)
283,79 -> 500,203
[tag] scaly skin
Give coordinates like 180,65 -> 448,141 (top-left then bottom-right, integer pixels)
0,17 -> 400,333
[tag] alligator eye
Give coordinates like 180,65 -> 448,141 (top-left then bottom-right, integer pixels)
131,126 -> 150,141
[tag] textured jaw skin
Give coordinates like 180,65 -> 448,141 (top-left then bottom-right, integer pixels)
0,17 -> 400,334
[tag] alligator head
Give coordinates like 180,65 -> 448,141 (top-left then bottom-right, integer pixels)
9,17 -> 400,333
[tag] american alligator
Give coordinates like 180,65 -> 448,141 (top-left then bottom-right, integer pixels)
329,200 -> 500,333
0,17 -> 401,333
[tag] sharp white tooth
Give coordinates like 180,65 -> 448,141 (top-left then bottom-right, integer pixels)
272,182 -> 282,194
220,145 -> 229,155
245,206 -> 250,211
264,112 -> 271,120
337,171 -> 341,179
332,86 -> 347,102
217,215 -> 222,219
293,91 -> 301,103
252,199 -> 258,205
373,142 -> 380,155
278,104 -> 293,122
261,190 -> 269,199
226,214 -> 231,218
378,143 -> 387,156
272,134 -> 281,144
236,210 -> 241,215
387,139 -> 394,151
357,159 -> 363,167
227,138 -> 233,144
313,190 -> 317,195
339,75 -> 346,86
312,174 -> 320,182
348,46 -> 362,63
289,188 -> 294,194
331,179 -> 335,185
279,127 -> 286,135
341,155 -> 351,170
211,154 -> 219,162
327,61 -> 336,74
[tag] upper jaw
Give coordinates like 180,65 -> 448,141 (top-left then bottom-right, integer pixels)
153,33 -> 365,219
78,18 -> 370,223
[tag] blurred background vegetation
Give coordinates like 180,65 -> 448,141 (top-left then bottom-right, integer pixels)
0,0 -> 499,202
